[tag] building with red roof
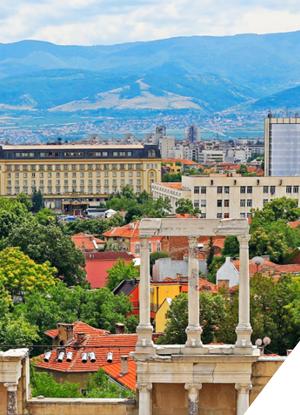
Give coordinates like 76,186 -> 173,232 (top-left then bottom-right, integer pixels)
102,221 -> 162,258
84,251 -> 135,288
72,233 -> 105,252
34,321 -> 138,391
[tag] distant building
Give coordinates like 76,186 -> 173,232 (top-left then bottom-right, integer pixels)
71,232 -> 105,252
184,125 -> 200,142
156,126 -> 167,135
264,115 -> 300,176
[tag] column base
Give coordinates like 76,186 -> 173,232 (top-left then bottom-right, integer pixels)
136,324 -> 154,351
235,324 -> 253,350
185,325 -> 203,348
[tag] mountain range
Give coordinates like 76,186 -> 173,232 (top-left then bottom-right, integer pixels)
1,31 -> 300,116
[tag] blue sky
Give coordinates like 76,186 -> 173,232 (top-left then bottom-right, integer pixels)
0,0 -> 299,45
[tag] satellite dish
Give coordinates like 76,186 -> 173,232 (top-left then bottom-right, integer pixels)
251,256 -> 265,273
263,336 -> 271,346
255,338 -> 262,346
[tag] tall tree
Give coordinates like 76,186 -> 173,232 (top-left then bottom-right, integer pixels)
206,236 -> 215,269
31,189 -> 45,213
105,259 -> 139,291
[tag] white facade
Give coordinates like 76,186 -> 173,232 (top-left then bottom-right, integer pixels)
217,257 -> 240,287
198,150 -> 225,164
152,174 -> 300,219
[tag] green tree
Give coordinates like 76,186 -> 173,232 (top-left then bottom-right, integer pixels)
83,368 -> 134,398
207,256 -> 225,283
5,223 -> 86,286
16,192 -> 33,212
35,208 -> 55,226
0,315 -> 40,348
236,164 -> 248,176
30,366 -> 81,398
0,247 -> 56,302
121,184 -> 136,200
206,237 -> 215,269
157,292 -> 226,345
106,259 -> 139,291
31,189 -> 45,213
222,236 -> 239,257
175,198 -> 197,215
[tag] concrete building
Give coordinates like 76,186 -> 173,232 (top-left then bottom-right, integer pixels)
184,126 -> 200,142
0,143 -> 161,213
264,115 -> 300,176
152,174 -> 300,218
198,150 -> 225,164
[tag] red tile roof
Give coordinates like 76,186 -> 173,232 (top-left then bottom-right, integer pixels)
102,360 -> 136,391
103,222 -> 140,239
287,221 -> 300,229
156,182 -> 182,189
275,264 -> 300,273
72,233 -> 105,251
36,321 -> 138,390
164,158 -> 199,165
44,329 -> 59,339
162,277 -> 219,293
233,259 -> 277,275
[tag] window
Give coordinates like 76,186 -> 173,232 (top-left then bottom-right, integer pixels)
263,186 -> 268,193
15,180 -> 19,186
72,173 -> 76,178
148,148 -> 156,157
47,165 -> 52,171
217,213 -> 222,218
224,186 -> 229,194
7,180 -> 11,186
88,164 -> 93,170
129,171 -> 133,177
104,164 -> 109,170
201,200 -> 206,207
96,164 -> 100,170
128,164 -> 133,170
217,200 -> 222,207
39,172 -> 43,178
194,201 -> 199,207
105,172 -> 109,177
88,172 -> 92,177
64,180 -> 68,185
96,187 -> 100,193
137,179 -> 141,184
240,213 -> 246,218
31,173 -> 35,178
240,186 -> 245,194
56,180 -> 60,185
224,213 -> 229,218
96,172 -> 100,177
121,179 -> 125,185
56,187 -> 60,193
157,243 -> 161,252
7,188 -> 11,194
201,213 -> 206,218
201,187 -> 206,194
135,244 -> 140,255
40,180 -> 44,185
15,173 -> 19,178
247,186 -> 252,194
80,180 -> 84,185
48,180 -> 52,185
48,173 -> 52,178
7,173 -> 11,178
240,199 -> 245,207
194,186 -> 199,194
72,180 -> 76,185
97,179 -> 100,185
64,152 -> 84,157
247,199 -> 252,207
113,179 -> 117,185
120,164 -> 125,170
294,186 -> 299,193
72,165 -> 76,170
64,173 -> 68,178
23,165 -> 28,171
137,171 -> 141,177
15,152 -> 34,158
81,172 -> 85,178
89,180 -> 92,185
224,200 -> 229,207
55,165 -> 60,170
40,152 -> 59,157
270,186 -> 275,194
105,179 -> 108,185
63,165 -> 68,170
136,164 -> 142,169
23,173 -> 27,178
31,180 -> 36,186
121,172 -> 125,177
39,165 -> 44,171
112,165 -> 117,170
247,212 -> 252,218
113,172 -> 117,177
263,199 -> 268,205
286,186 -> 292,193
217,186 -> 222,194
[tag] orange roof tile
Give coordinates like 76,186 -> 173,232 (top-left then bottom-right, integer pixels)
102,360 -> 136,391
233,259 -> 277,275
162,278 -> 218,293
163,158 -> 199,165
72,233 -> 101,251
275,264 -> 300,273
156,182 -> 182,189
103,221 -> 162,241
287,221 -> 300,229
44,329 -> 58,339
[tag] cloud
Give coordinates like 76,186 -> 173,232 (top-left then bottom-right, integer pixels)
0,0 -> 299,45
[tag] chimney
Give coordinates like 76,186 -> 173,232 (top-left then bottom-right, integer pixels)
115,323 -> 125,334
120,356 -> 129,376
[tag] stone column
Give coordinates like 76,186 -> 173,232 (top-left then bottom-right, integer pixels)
137,382 -> 152,415
235,234 -> 253,350
185,383 -> 202,415
235,383 -> 252,415
136,236 -> 153,348
4,383 -> 18,415
185,236 -> 203,347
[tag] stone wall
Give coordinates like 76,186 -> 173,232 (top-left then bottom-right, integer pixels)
153,383 -> 236,415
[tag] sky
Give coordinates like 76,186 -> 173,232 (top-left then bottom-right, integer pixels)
0,0 -> 299,46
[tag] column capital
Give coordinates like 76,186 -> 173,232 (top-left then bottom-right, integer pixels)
235,383 -> 252,393
136,382 -> 152,393
4,383 -> 18,392
237,234 -> 251,247
185,383 -> 202,393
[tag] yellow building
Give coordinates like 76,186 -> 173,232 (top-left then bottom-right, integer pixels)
150,282 -> 181,329
156,297 -> 173,333
163,160 -> 182,174
0,143 -> 161,213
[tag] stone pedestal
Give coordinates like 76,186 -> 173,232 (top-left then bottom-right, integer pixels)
4,383 -> 18,415
136,237 -> 154,351
137,382 -> 152,415
236,383 -> 252,415
185,236 -> 203,348
235,235 -> 253,351
185,383 -> 202,415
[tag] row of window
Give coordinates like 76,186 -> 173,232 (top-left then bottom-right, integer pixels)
215,212 -> 252,219
7,179 -> 142,186
6,163 -> 148,171
7,171 -> 144,179
134,242 -> 161,255
7,186 -> 143,195
14,149 -> 157,158
194,185 -> 300,194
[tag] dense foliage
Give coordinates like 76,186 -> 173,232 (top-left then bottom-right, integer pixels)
106,259 -> 140,291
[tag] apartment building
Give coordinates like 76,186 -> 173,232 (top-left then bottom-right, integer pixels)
152,174 -> 300,219
0,144 -> 161,213
265,115 -> 300,176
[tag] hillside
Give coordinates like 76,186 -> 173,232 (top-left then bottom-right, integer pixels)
0,70 -> 258,112
1,31 -> 300,93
